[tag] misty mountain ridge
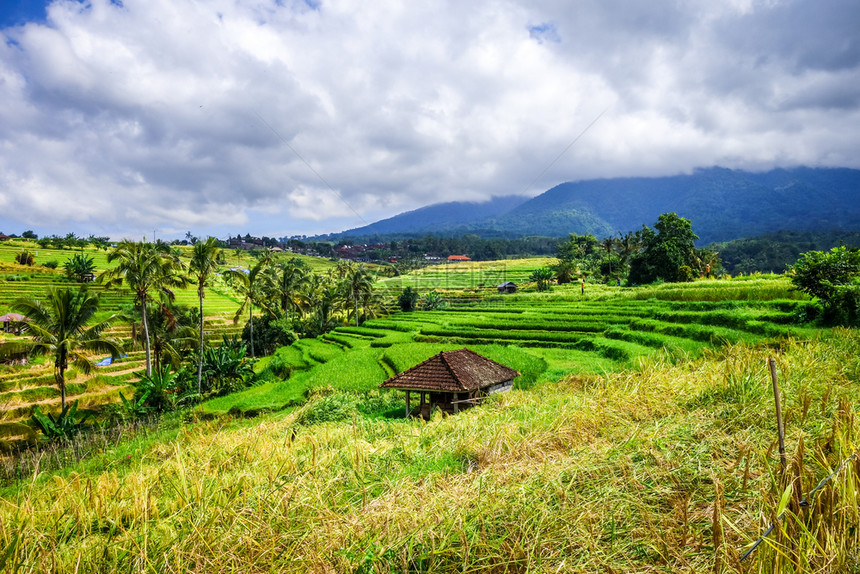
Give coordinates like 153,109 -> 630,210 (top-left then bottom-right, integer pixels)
333,167 -> 860,244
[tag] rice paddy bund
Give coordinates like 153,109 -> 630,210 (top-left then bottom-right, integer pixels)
1,248 -> 859,572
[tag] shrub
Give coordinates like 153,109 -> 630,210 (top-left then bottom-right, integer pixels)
202,335 -> 255,397
43,260 -> 59,269
135,366 -> 181,413
14,250 -> 35,266
790,246 -> 860,326
30,401 -> 91,441
420,290 -> 448,310
241,315 -> 297,356
63,252 -> 97,282
398,286 -> 419,311
529,267 -> 554,292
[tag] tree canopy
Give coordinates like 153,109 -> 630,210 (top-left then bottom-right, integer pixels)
628,213 -> 699,284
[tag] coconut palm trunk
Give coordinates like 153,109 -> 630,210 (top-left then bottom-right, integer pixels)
54,347 -> 68,410
248,305 -> 255,358
354,296 -> 360,327
141,292 -> 152,377
197,285 -> 205,394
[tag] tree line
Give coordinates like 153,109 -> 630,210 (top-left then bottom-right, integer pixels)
529,212 -> 721,290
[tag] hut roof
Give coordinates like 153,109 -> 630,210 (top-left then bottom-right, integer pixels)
0,313 -> 30,323
380,348 -> 519,393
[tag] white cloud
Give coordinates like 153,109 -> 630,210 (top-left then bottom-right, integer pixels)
0,0 -> 858,239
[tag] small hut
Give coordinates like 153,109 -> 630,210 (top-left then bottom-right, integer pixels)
0,313 -> 30,335
380,348 -> 519,419
497,281 -> 517,294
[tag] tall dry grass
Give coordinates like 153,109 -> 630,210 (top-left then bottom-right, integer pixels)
0,330 -> 858,572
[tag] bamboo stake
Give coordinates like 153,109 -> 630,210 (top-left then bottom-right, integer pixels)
769,358 -> 787,471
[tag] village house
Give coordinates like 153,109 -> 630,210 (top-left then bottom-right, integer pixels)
380,348 -> 519,419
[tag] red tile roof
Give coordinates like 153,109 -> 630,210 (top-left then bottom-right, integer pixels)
447,255 -> 471,261
380,348 -> 519,392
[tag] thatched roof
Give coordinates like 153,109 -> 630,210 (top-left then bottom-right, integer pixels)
380,348 -> 519,393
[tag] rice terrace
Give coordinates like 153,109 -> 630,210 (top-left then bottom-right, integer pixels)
0,222 -> 858,574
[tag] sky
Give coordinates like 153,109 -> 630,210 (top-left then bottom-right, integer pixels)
0,0 -> 859,241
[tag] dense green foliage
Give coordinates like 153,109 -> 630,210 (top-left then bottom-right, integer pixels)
241,314 -> 297,356
63,252 -> 97,282
529,266 -> 554,291
397,286 -> 419,311
29,401 -> 91,440
790,246 -> 860,325
709,229 -> 860,274
628,213 -> 700,284
201,335 -> 255,397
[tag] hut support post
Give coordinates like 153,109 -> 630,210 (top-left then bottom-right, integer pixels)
405,391 -> 411,418
453,393 -> 459,413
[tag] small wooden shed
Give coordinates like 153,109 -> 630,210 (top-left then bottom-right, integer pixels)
0,313 -> 30,335
497,281 -> 517,294
380,348 -> 520,419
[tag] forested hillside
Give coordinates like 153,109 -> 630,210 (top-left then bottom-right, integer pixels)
333,167 -> 860,243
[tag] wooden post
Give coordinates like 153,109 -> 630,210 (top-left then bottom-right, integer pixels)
405,391 -> 411,418
769,358 -> 787,470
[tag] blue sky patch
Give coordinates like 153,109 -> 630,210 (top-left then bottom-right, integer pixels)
0,0 -> 51,28
528,22 -> 560,44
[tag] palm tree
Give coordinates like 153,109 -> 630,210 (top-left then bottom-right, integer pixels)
601,236 -> 618,276
100,241 -> 188,377
189,237 -> 221,395
63,252 -> 97,283
274,258 -> 311,321
341,263 -> 374,326
224,258 -> 274,357
8,287 -> 121,410
616,231 -> 642,265
305,272 -> 341,335
147,303 -> 198,375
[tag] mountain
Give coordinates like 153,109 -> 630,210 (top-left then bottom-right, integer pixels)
338,195 -> 529,237
333,167 -> 860,244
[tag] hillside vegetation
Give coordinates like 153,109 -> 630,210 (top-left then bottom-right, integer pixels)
1,245 -> 859,572
0,240 -> 333,432
336,167 -> 860,243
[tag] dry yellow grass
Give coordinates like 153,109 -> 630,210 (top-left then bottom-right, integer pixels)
0,330 -> 858,572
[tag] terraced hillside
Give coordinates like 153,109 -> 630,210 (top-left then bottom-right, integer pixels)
377,257 -> 557,294
0,242 -> 308,433
205,275 -> 820,416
